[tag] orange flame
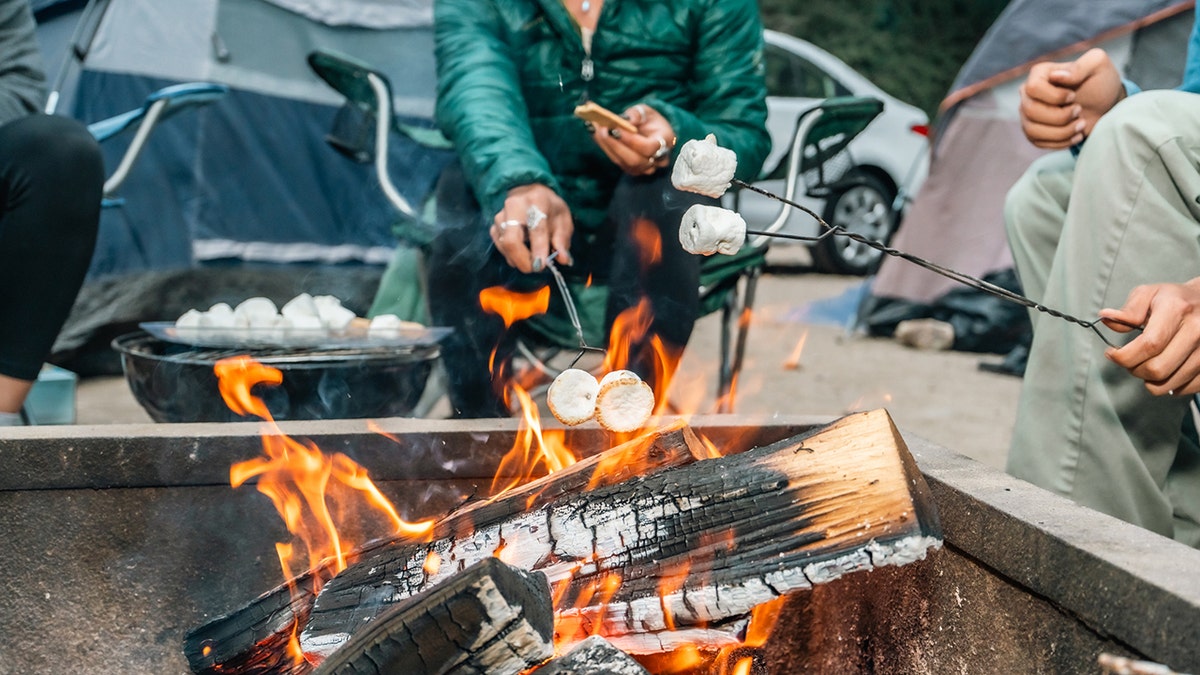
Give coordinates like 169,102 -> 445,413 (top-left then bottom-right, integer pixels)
479,285 -> 551,327
783,330 -> 809,370
490,384 -> 577,496
217,356 -> 434,589
632,217 -> 663,268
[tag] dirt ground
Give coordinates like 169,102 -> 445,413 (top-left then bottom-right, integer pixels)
72,245 -> 1022,469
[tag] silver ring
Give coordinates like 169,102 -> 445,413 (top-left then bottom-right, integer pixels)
633,104 -> 647,124
652,136 -> 669,160
526,205 -> 547,230
498,219 -> 523,230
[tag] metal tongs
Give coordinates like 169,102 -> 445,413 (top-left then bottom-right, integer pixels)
545,250 -> 606,367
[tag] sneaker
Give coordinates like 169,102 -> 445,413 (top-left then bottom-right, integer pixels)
894,319 -> 955,351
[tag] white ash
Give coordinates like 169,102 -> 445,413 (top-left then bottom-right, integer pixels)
671,133 -> 738,198
680,204 -> 746,256
866,535 -> 943,568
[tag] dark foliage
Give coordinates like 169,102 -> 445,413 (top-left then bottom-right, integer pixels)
759,0 -> 1010,120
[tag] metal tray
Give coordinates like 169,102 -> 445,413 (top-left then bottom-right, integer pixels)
139,321 -> 452,351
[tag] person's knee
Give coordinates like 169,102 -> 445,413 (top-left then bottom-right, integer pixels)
1004,157 -> 1057,241
0,115 -> 104,183
1083,90 -> 1190,167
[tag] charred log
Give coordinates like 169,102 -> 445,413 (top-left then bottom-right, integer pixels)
184,423 -> 705,674
534,635 -> 649,675
310,557 -> 554,675
303,410 -> 941,657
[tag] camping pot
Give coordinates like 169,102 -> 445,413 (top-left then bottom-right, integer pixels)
112,332 -> 438,423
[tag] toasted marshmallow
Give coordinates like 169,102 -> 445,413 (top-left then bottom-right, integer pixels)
594,373 -> 655,433
680,204 -> 746,256
671,134 -> 738,198
547,368 -> 601,426
174,309 -> 207,333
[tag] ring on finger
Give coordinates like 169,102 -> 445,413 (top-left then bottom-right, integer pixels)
652,135 -> 670,160
633,104 -> 647,124
499,219 -> 523,230
526,205 -> 547,230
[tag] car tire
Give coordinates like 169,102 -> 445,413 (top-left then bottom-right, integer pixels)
810,172 -> 897,276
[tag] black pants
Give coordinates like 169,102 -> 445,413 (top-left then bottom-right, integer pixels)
0,115 -> 103,381
427,163 -> 713,417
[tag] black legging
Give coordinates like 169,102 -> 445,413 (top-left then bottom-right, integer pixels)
0,114 -> 103,381
427,162 -> 713,418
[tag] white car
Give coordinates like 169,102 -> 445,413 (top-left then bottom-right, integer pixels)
731,30 -> 931,275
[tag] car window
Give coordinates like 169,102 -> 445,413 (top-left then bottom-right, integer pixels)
763,43 -> 851,99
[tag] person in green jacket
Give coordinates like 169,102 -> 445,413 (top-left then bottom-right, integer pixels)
427,0 -> 771,418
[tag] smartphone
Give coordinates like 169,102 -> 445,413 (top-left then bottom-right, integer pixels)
573,101 -> 637,133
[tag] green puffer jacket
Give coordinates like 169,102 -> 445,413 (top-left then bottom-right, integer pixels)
433,0 -> 771,232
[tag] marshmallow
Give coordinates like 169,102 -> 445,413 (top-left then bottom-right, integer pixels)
367,314 -> 407,338
281,292 -> 320,320
680,204 -> 746,256
547,368 -> 601,426
313,295 -> 357,331
594,371 -> 655,433
671,134 -> 738,198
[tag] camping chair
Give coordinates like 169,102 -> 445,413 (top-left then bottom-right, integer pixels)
710,96 -> 884,410
306,48 -> 881,413
86,82 -> 229,206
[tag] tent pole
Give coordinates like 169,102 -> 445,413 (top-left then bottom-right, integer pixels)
45,0 -> 113,114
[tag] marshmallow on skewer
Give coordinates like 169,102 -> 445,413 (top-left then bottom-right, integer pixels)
594,370 -> 655,433
671,133 -> 738,198
680,204 -> 746,256
547,368 -> 601,426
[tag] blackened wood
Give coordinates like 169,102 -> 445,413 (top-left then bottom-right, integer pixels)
534,636 -> 649,675
303,410 -> 942,655
184,423 -> 704,673
310,558 -> 553,675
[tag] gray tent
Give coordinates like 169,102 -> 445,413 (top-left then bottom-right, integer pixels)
861,0 -> 1194,352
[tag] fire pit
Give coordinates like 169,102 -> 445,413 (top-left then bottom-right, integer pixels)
112,331 -> 438,422
0,416 -> 1197,673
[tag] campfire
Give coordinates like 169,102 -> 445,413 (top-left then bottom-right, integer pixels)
181,331 -> 941,673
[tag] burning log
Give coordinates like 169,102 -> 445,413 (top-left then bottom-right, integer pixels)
302,410 -> 941,659
184,422 -> 707,674
310,558 -> 554,675
534,635 -> 650,675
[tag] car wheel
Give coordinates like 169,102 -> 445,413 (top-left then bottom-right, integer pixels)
810,172 -> 897,276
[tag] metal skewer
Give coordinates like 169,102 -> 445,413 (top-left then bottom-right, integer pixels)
544,251 -> 606,367
732,179 -> 1141,349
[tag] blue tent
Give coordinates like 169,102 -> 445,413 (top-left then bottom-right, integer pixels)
33,0 -> 453,371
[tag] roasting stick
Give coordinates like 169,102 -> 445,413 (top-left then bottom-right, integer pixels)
731,178 -> 1141,348
544,250 -> 606,367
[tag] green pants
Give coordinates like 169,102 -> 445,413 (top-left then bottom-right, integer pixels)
1004,90 -> 1200,547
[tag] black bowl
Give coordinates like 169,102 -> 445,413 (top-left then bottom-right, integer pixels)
112,332 -> 438,423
